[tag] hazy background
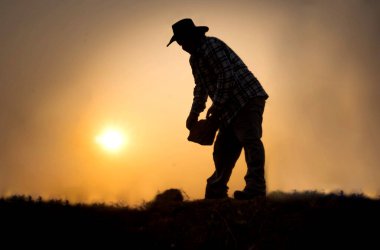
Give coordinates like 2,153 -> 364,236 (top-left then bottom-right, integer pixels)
1,0 -> 379,205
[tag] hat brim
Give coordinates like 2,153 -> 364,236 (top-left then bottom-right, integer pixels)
166,26 -> 209,47
166,35 -> 176,47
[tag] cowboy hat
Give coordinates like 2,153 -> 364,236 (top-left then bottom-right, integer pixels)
167,18 -> 209,47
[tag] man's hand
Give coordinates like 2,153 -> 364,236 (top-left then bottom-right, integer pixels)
206,104 -> 222,119
186,112 -> 199,130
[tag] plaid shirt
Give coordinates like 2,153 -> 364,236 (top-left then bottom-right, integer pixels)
189,36 -> 268,125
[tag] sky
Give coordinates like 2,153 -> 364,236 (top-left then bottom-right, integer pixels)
1,0 -> 379,205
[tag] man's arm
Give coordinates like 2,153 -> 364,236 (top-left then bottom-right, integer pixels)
187,82 -> 207,130
190,82 -> 208,115
187,62 -> 208,129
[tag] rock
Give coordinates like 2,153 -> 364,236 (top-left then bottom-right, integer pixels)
154,189 -> 184,203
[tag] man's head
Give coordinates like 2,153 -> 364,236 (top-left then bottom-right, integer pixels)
167,18 -> 209,54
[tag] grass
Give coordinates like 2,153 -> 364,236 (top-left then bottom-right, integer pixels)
1,189 -> 379,249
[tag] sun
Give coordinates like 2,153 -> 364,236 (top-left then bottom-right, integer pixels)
95,128 -> 126,152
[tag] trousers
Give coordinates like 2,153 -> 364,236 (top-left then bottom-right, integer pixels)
206,97 -> 266,196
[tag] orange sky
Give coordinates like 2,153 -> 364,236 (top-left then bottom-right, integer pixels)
1,0 -> 379,205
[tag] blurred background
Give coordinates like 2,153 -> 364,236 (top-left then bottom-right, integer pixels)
1,0 -> 379,205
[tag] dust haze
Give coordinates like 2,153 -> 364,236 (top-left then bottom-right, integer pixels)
0,0 -> 379,203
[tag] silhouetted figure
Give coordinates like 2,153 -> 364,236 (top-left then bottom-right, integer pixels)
167,18 -> 268,200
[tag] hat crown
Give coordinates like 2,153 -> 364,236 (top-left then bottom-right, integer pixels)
172,18 -> 197,37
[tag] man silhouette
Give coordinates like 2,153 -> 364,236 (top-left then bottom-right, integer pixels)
167,18 -> 269,200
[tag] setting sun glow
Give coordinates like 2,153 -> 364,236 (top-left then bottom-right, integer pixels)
95,128 -> 126,152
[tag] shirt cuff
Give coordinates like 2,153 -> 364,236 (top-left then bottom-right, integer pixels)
190,110 -> 200,116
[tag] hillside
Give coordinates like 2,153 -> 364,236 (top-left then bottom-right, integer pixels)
1,190 -> 379,249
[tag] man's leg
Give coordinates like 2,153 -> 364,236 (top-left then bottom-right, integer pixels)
233,98 -> 266,197
205,126 -> 242,199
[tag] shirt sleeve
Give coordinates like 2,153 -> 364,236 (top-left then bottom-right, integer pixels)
190,60 -> 208,115
204,38 -> 234,108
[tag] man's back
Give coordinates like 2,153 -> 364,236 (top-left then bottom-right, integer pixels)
190,36 -> 268,124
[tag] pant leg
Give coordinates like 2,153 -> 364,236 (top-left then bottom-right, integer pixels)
206,126 -> 242,197
233,98 -> 266,194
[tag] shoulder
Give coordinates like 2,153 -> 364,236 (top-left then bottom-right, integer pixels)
200,36 -> 227,56
204,36 -> 225,47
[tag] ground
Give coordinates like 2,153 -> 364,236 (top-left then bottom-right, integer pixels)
1,190 -> 379,249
